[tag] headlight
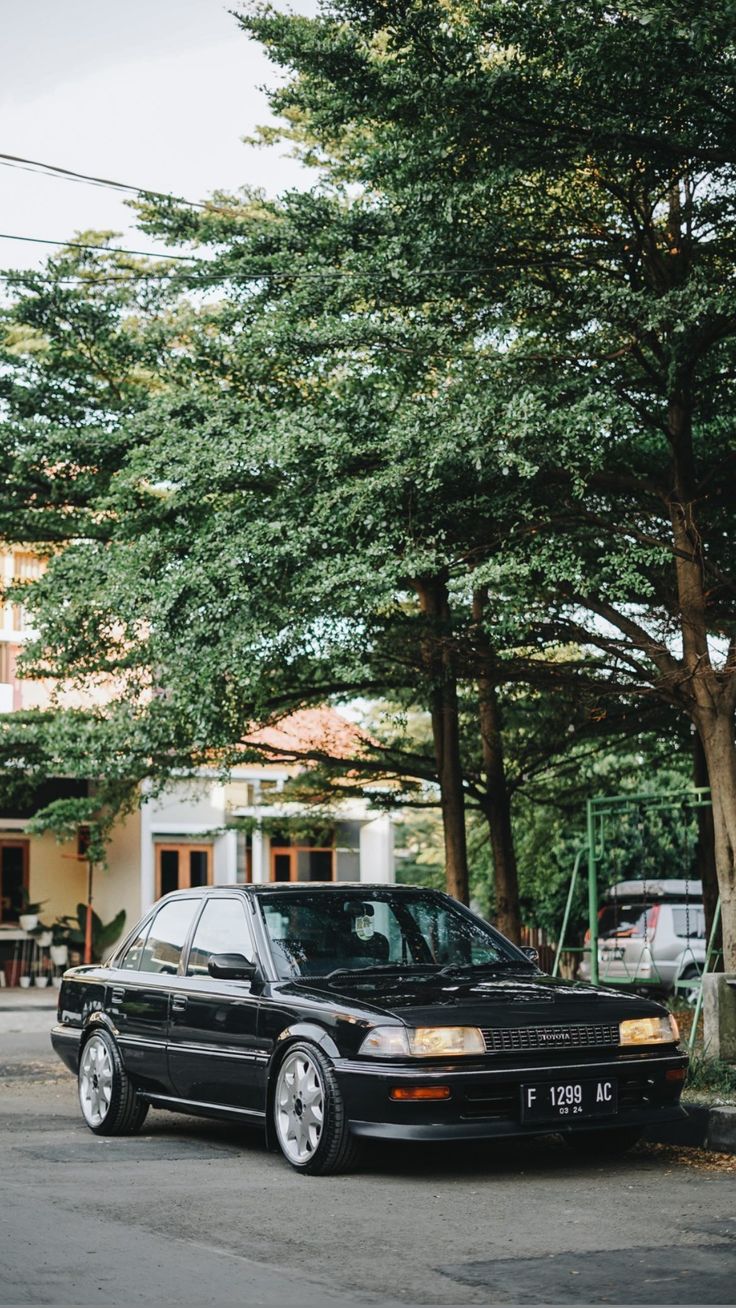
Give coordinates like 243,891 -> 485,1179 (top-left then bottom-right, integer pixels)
359,1027 -> 410,1057
619,1015 -> 679,1046
359,1025 -> 485,1057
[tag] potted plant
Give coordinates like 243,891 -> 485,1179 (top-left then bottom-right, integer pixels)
49,916 -> 76,967
30,921 -> 53,949
65,905 -> 127,964
19,891 -> 48,933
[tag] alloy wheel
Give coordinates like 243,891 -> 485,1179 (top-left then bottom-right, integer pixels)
275,1049 -> 325,1165
79,1034 -> 114,1128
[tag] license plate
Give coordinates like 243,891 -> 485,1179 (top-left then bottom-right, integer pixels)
521,1078 -> 618,1123
600,947 -> 625,961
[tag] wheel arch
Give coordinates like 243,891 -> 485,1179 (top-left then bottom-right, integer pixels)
264,1023 -> 341,1150
80,1011 -> 119,1047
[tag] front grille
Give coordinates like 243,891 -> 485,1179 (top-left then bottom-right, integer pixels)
461,1085 -> 517,1119
480,1023 -> 619,1054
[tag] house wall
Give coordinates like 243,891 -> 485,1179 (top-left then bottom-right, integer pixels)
145,779 -> 226,831
27,832 -> 87,922
94,809 -> 142,949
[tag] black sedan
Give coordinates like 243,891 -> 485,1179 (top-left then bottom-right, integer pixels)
51,883 -> 687,1174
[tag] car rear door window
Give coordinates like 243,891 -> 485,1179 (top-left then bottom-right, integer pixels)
186,898 -> 255,977
139,899 -> 198,975
672,906 -> 706,939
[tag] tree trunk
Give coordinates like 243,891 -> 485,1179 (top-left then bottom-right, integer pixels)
692,730 -> 721,960
473,590 -> 522,942
666,386 -> 736,971
415,576 -> 469,904
695,712 -> 736,972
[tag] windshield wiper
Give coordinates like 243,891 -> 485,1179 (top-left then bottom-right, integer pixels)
320,960 -> 531,985
435,961 -> 534,978
322,964 -> 435,983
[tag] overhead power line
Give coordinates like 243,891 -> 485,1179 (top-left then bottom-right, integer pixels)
0,232 -> 200,261
0,235 -> 490,285
0,150 -> 211,212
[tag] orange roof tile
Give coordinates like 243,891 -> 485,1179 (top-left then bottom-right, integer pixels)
242,707 -> 368,764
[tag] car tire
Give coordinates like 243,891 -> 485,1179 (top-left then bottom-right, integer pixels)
78,1028 -> 149,1136
563,1126 -> 642,1155
271,1040 -> 362,1175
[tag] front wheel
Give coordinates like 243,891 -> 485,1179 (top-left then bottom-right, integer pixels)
563,1126 -> 642,1155
272,1041 -> 361,1175
78,1029 -> 148,1136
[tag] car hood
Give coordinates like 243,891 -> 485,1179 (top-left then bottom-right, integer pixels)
286,970 -> 668,1027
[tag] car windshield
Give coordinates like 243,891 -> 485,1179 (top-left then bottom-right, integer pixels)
257,889 -> 527,981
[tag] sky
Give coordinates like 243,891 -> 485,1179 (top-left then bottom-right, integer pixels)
0,0 -> 318,272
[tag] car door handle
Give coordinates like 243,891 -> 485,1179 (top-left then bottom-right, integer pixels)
111,988 -> 125,1005
171,996 -> 187,1013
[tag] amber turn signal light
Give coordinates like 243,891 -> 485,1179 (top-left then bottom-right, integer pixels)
665,1067 -> 686,1082
389,1086 -> 451,1101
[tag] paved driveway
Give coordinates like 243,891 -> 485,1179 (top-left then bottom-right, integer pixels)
1,1029 -> 734,1306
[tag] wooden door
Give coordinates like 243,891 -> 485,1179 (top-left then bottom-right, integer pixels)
155,843 -> 213,898
0,839 -> 29,923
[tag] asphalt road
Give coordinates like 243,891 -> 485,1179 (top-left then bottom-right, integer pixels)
1,1026 -> 735,1307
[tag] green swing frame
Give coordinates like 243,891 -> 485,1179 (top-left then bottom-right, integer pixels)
551,788 -> 721,1055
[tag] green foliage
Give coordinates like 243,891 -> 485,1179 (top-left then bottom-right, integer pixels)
20,889 -> 48,916
394,736 -> 699,934
514,757 -> 698,938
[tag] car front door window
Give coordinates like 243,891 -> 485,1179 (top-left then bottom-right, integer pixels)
186,898 -> 254,977
139,899 -> 198,974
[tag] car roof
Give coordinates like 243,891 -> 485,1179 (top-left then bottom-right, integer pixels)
244,881 -> 431,894
602,879 -> 703,900
158,882 -> 437,900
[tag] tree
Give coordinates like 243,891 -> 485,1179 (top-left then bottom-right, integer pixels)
229,0 -> 736,964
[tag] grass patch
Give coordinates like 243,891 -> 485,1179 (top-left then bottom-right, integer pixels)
686,1052 -> 736,1097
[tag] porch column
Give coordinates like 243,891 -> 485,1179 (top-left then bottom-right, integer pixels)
140,786 -> 155,911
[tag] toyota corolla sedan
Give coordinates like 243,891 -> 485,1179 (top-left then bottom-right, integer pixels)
51,884 -> 687,1174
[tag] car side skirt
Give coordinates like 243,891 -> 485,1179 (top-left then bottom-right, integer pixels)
139,1091 -> 266,1126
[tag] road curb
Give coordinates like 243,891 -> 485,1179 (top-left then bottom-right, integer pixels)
645,1102 -> 736,1153
707,1106 -> 736,1153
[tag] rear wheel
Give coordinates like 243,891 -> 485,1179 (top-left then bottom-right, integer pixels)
78,1029 -> 148,1136
272,1041 -> 361,1175
563,1126 -> 642,1155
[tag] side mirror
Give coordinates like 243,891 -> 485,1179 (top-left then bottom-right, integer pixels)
207,952 -> 257,981
521,946 -> 540,965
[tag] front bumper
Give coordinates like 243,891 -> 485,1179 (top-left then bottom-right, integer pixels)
336,1048 -> 688,1142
